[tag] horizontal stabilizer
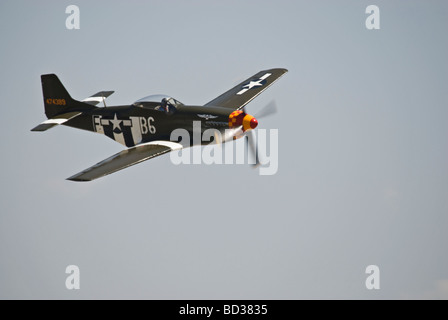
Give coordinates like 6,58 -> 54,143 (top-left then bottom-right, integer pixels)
31,111 -> 82,132
67,141 -> 183,182
82,91 -> 115,106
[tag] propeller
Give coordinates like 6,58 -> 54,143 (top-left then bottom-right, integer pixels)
246,129 -> 259,167
254,100 -> 277,119
213,125 -> 243,145
245,100 -> 278,167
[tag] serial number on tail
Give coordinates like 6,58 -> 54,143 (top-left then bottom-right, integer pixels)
46,98 -> 66,105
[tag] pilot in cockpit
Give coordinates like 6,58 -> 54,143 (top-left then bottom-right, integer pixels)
155,98 -> 175,114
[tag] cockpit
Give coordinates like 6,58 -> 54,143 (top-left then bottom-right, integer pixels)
133,94 -> 183,114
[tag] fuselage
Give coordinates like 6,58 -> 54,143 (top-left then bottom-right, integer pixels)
63,104 -> 255,148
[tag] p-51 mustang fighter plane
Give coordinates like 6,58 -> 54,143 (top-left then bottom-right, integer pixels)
31,68 -> 288,181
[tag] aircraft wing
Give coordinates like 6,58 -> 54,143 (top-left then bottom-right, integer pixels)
82,91 -> 115,106
67,141 -> 182,182
204,68 -> 288,110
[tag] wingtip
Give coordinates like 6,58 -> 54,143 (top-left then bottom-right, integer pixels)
66,176 -> 91,182
30,126 -> 45,132
265,67 -> 288,73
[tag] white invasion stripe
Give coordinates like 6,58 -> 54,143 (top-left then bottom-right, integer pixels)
259,73 -> 272,80
124,140 -> 183,153
42,118 -> 67,125
237,88 -> 249,95
130,117 -> 142,145
146,141 -> 183,151
93,116 -> 105,134
95,124 -> 104,134
113,132 -> 126,146
82,97 -> 103,102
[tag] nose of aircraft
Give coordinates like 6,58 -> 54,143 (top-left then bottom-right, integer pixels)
228,110 -> 259,132
242,114 -> 258,131
250,117 -> 258,129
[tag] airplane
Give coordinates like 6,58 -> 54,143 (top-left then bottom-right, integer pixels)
31,68 -> 288,181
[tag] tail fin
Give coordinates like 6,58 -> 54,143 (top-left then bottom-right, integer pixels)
41,74 -> 96,118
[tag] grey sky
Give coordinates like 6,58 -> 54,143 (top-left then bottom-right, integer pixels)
0,0 -> 447,299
